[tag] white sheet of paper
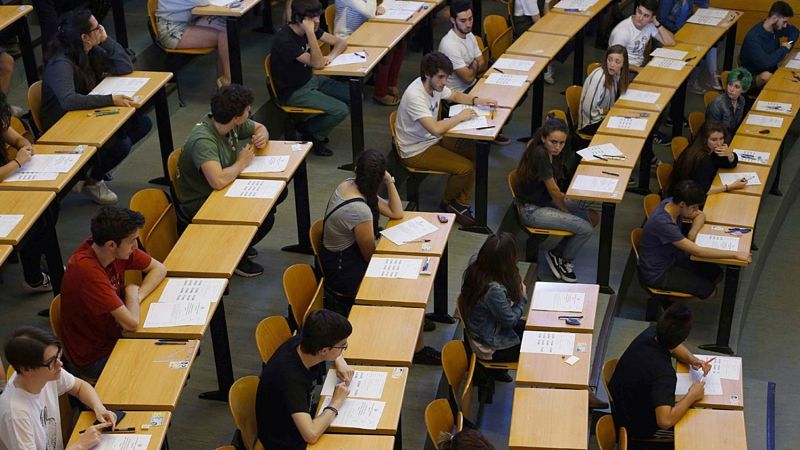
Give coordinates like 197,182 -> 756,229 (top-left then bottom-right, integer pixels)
755,100 -> 793,114
95,434 -> 151,450
328,52 -> 369,66
719,171 -> 761,186
746,114 -> 784,128
648,57 -> 687,70
675,370 -> 723,396
319,397 -> 385,430
695,233 -> 740,251
0,214 -> 23,238
520,331 -> 576,355
532,291 -> 585,312
733,149 -> 770,165
379,216 -> 439,244
485,73 -> 527,87
158,278 -> 226,305
383,0 -> 425,10
365,257 -> 422,279
241,155 -> 290,173
572,175 -> 619,193
686,14 -> 723,26
143,302 -> 210,328
619,88 -> 661,104
576,143 -> 625,161
695,355 -> 741,380
320,369 -> 387,399
493,57 -> 535,71
3,171 -> 59,182
553,0 -> 598,11
448,104 -> 492,117
786,59 -> 800,69
224,179 -> 283,199
89,77 -> 149,97
607,116 -> 647,131
377,9 -> 415,20
22,154 -> 80,173
650,48 -> 688,60
207,0 -> 234,6
450,116 -> 490,131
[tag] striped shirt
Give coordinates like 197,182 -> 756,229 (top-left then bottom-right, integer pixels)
578,67 -> 618,130
334,0 -> 378,38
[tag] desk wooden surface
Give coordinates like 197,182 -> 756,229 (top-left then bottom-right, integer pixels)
506,31 -> 571,59
614,82 -> 676,113
653,42 -> 709,66
516,333 -> 592,389
676,356 -> 744,410
530,11 -> 591,36
566,164 -> 631,203
444,105 -> 512,140
0,191 -> 55,245
763,67 -> 800,94
595,106 -> 659,139
582,133 -> 646,169
729,134 -> 781,167
192,0 -> 260,16
356,255 -> 439,308
163,224 -> 257,277
689,224 -> 752,266
192,179 -> 286,226
314,46 -> 390,77
316,366 -> 408,435
526,282 -> 599,333
712,163 -> 771,196
370,2 -> 435,25
737,110 -> 791,141
550,0 -> 612,18
0,5 -> 33,32
38,107 -> 136,147
68,411 -> 172,450
308,434 -> 395,449
95,339 -> 199,410
703,193 -> 760,228
675,12 -> 740,46
121,71 -> 173,104
375,212 -> 455,257
0,144 -> 97,193
467,78 -> 529,109
239,140 -> 313,181
347,22 -> 412,48
0,244 -> 10,266
675,409 -> 747,450
752,89 -> 800,119
508,388 -> 588,450
635,60 -> 694,88
484,55 -> 549,82
345,305 -> 423,366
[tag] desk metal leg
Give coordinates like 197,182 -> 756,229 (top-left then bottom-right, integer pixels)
16,18 -> 37,85
628,135 -> 653,195
199,298 -> 235,401
422,15 -> 434,54
149,87 -> 175,186
461,141 -> 493,234
699,265 -> 739,355
770,141 -> 784,196
519,76 -> 545,143
473,0 -> 483,37
282,160 -> 314,254
671,83 -> 686,138
339,78 -> 364,172
42,204 -> 64,295
260,0 -> 275,33
427,244 -> 455,324
572,30 -> 585,86
110,0 -> 129,49
723,23 -> 737,71
227,17 -> 243,85
596,202 -> 615,294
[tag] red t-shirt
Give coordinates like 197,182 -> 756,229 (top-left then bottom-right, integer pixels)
60,238 -> 152,368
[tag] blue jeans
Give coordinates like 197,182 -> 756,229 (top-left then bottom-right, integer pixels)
285,76 -> 350,142
516,199 -> 595,260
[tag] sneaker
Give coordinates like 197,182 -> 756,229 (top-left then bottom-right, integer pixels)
22,273 -> 52,293
446,202 -> 477,227
412,346 -> 442,365
313,141 -> 333,157
246,246 -> 258,259
545,250 -> 563,280
559,259 -> 577,283
710,74 -> 723,91
234,259 -> 264,277
653,131 -> 671,146
489,369 -> 513,383
688,78 -> 705,95
10,105 -> 25,118
493,134 -> 511,146
81,180 -> 118,205
543,65 -> 555,85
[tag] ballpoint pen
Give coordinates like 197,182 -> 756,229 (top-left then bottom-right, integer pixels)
475,126 -> 496,130
602,171 -> 619,176
405,239 -> 430,243
494,68 -> 505,74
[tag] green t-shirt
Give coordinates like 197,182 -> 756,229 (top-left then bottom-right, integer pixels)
177,115 -> 255,216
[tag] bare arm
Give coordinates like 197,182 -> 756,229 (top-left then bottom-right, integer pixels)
320,31 -> 347,59
653,20 -> 676,46
109,259 -> 167,331
292,382 -> 350,444
68,378 -> 115,424
199,144 -> 255,190
353,220 -> 377,261
377,173 -> 404,219
685,211 -> 704,241
673,237 -> 750,262
654,390 -> 701,429
544,178 -> 567,211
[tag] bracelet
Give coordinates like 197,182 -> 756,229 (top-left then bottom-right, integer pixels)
471,96 -> 477,106
655,22 -> 662,28
12,159 -> 21,168
323,406 -> 339,416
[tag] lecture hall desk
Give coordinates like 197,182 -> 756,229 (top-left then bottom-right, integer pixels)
613,82 -> 676,114
595,106 -> 660,140
526,282 -> 599,334
702,192 -> 760,229
0,245 -> 10,266
508,388 -> 588,450
192,179 -> 287,226
0,191 -> 56,246
192,0 -> 261,85
356,255 -> 440,308
483,54 -> 550,134
308,435 -> 395,450
674,10 -> 741,70
369,0 -> 441,54
38,107 -> 136,148
675,409 -> 747,450
163,224 -> 257,278
68,411 -> 172,450
763,67 -> 800,95
0,144 -> 97,193
0,5 -> 37,85
516,333 -> 592,389
528,12 -> 591,84
737,110 -> 792,142
676,356 -> 744,410
344,305 -> 424,366
580,134 -> 646,170
712,164 -> 771,197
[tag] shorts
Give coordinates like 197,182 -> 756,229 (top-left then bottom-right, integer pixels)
156,15 -> 226,49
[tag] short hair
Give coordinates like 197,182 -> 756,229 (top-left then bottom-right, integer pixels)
420,51 -> 454,80
291,0 -> 323,23
450,0 -> 472,19
90,206 -> 145,246
300,310 -> 353,354
726,67 -> 753,92
656,303 -> 693,349
4,326 -> 60,372
635,0 -> 659,14
769,1 -> 794,18
439,429 -> 497,450
211,84 -> 254,124
671,180 -> 706,207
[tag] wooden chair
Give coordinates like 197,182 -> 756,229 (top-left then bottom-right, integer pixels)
703,91 -> 720,108
631,228 -> 693,313
720,70 -> 730,89
228,376 -> 265,450
643,194 -> 661,219
302,278 -> 325,326
167,148 -> 182,200
655,163 -> 672,197
441,341 -> 474,416
130,189 -> 171,241
49,295 -> 63,340
255,316 -> 292,364
9,116 -> 33,144
309,219 -> 324,274
587,62 -> 601,76
489,27 -> 513,61
283,264 -> 318,330
619,427 -> 629,450
601,359 -> 653,448
687,111 -> 705,137
506,0 -> 516,31
27,81 -> 43,132
476,36 -> 490,64
143,202 -> 178,262
565,85 -> 592,144
265,54 -> 323,139
425,398 -> 455,449
324,4 -> 335,32
600,358 -> 618,404
596,414 -> 618,450
671,136 -> 688,161
483,15 -> 509,57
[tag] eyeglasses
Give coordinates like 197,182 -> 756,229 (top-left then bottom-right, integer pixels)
329,344 -> 348,350
87,24 -> 103,34
38,346 -> 63,370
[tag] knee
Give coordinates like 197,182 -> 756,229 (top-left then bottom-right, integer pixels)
0,53 -> 13,73
326,101 -> 349,120
588,210 -> 601,227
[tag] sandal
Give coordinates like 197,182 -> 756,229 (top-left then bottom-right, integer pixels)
373,94 -> 400,106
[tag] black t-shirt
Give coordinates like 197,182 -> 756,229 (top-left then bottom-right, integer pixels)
676,151 -> 738,194
256,334 -> 326,450
516,144 -> 563,207
609,326 -> 676,439
271,26 -> 324,100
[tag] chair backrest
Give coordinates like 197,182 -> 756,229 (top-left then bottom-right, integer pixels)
643,193 -> 661,219
425,398 -> 455,449
49,295 -> 62,339
720,70 -> 730,89
483,15 -> 508,53
229,376 -> 262,450
460,353 -> 476,423
671,136 -> 689,161
264,54 -> 281,101
507,169 -> 519,199
506,0 -> 515,30
656,163 -> 672,196
601,358 -> 619,404
587,62 -> 601,76
10,116 -> 33,144
630,229 -> 642,262
703,91 -> 720,108
565,85 -> 583,130
475,36 -> 490,63
687,111 -> 705,137
302,277 -> 325,326
442,340 -> 469,407
167,148 -> 182,201
143,204 -> 178,262
596,414 -> 617,450
490,27 -> 513,61
254,316 -> 292,364
130,189 -> 171,241
27,81 -> 43,132
325,4 -> 335,32
389,110 -> 399,143
146,0 -> 160,39
283,264 -> 318,329
619,426 -> 628,450
309,219 -> 324,271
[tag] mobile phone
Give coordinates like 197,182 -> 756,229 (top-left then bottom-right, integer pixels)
565,318 -> 581,326
437,214 -> 449,223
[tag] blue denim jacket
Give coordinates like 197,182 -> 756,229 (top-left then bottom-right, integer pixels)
465,282 -> 527,350
705,93 -> 744,135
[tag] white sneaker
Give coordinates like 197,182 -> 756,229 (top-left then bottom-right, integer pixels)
10,105 -> 25,117
710,74 -> 723,91
544,65 -> 555,85
81,180 -> 118,205
688,79 -> 705,95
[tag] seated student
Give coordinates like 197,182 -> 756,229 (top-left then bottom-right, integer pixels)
41,9 -> 152,205
176,84 -> 277,277
439,429 -> 497,450
638,180 -> 750,299
155,0 -> 231,86
669,121 -> 746,196
705,68 -> 752,136
0,326 -> 117,450
514,117 -> 599,283
511,0 -> 554,84
395,51 -> 498,226
741,1 -> 799,88
609,304 -> 713,440
578,45 -> 630,136
256,310 -> 353,449
60,207 -> 167,380
333,0 -> 406,106
271,0 -> 349,156
609,0 -> 676,72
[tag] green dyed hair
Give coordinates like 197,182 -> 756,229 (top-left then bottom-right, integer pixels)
727,68 -> 753,92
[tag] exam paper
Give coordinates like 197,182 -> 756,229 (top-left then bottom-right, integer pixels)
493,57 -> 535,71
378,9 -> 415,20
553,0 -> 598,11
328,52 -> 368,66
320,369 -> 387,399
686,8 -> 729,26
224,179 -> 283,199
576,143 -> 625,161
241,155 -> 290,173
572,175 -> 619,193
675,371 -> 723,396
695,354 -> 741,380
22,154 -> 80,173
95,434 -> 151,450
520,331 -> 576,355
379,216 -> 438,244
786,59 -> 800,69
143,301 -> 210,328
0,215 -> 23,238
450,116 -> 490,131
320,397 -> 385,430
607,116 -> 647,131
365,257 -> 422,279
746,114 -> 784,128
755,100 -> 793,114
485,73 -> 527,87
649,48 -> 688,60
733,149 -> 770,165
158,278 -> 226,305
695,233 -> 740,252
3,172 -> 59,182
383,0 -> 425,10
532,291 -> 585,312
648,57 -> 687,70
719,172 -> 761,186
448,104 -> 492,117
89,77 -> 149,97
619,88 -> 661,104
208,0 -> 235,6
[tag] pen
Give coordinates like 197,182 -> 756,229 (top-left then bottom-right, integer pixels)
157,338 -> 188,342
54,150 -> 79,154
421,257 -> 430,272
602,154 -> 626,159
475,126 -> 496,130
684,56 -> 696,62
155,341 -> 187,345
405,239 -> 430,243
602,171 -> 619,176
494,67 -> 505,74
80,427 -> 136,434
593,154 -> 608,161
354,51 -> 366,59
557,315 -> 583,319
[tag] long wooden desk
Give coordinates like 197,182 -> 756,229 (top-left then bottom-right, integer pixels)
580,134 -> 646,170
729,135 -> 781,168
0,191 -> 56,245
674,10 -> 741,70
529,13 -> 591,84
0,244 -> 10,266
0,144 -> 97,193
506,31 -> 571,59
676,356 -> 744,410
703,193 -> 760,228
516,333 -> 592,389
595,107 -> 660,140
675,409 -> 747,449
614,83 -> 676,113
737,110 -> 791,141
38,107 -> 136,148
344,305 -> 424,366
508,388 -> 588,450
346,22 -> 413,49
68,411 -> 172,450
308,435 -> 395,449
163,224 -> 257,277
0,5 -> 37,85
763,67 -> 800,94
355,255 -> 439,308
526,282 -> 598,333
192,179 -> 286,226
712,164 -> 771,197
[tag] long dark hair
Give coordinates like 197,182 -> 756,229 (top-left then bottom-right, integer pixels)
604,44 -> 630,95
0,91 -> 12,164
459,233 -> 524,319
669,120 -> 728,193
45,9 -> 107,93
354,149 -> 386,232
439,429 -> 497,450
516,115 -> 569,192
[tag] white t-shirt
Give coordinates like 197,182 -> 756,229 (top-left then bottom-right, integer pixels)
438,29 -> 482,92
396,77 -> 453,159
514,0 -> 540,17
0,371 -> 76,450
609,17 -> 658,67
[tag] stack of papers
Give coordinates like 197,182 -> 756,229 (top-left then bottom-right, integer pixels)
321,369 -> 387,399
675,355 -> 740,397
143,302 -> 209,328
746,114 -> 784,128
532,291 -> 585,312
521,331 -> 576,355
319,397 -> 385,430
786,59 -> 800,69
493,58 -> 535,71
648,57 -> 687,71
450,116 -> 490,131
695,233 -> 740,251
95,434 -> 151,450
607,116 -> 647,131
89,77 -> 149,97
380,216 -> 438,244
364,257 -> 422,279
4,154 -> 80,182
383,0 -> 425,10
686,8 -> 730,26
485,73 -> 527,87
328,51 -> 368,66
158,278 -> 226,305
719,172 -> 761,186
3,172 -> 59,182
553,0 -> 599,11
449,104 -> 492,117
733,149 -> 769,165
224,179 -> 283,198
696,354 -> 741,380
143,278 -> 226,328
241,155 -> 290,173
619,88 -> 661,104
378,9 -> 415,20
572,175 -> 619,193
576,143 -> 625,161
0,214 -> 23,238
755,100 -> 793,115
650,48 -> 688,60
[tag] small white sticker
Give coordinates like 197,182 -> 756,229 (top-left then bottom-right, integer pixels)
564,355 -> 580,365
392,367 -> 404,379
168,360 -> 189,369
576,343 -> 587,353
291,144 -> 304,152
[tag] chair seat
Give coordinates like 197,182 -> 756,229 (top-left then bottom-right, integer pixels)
647,287 -> 693,298
278,105 -> 325,115
162,46 -> 215,55
525,227 -> 574,237
477,359 -> 518,370
576,130 -> 593,141
405,166 -> 450,175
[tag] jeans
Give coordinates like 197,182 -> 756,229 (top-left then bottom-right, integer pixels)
516,199 -> 595,260
402,137 -> 475,206
286,76 -> 350,142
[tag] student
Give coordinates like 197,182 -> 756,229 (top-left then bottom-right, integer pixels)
41,9 -> 152,205
333,0 -> 406,106
0,326 -> 116,450
176,84 -> 277,277
395,51 -> 499,226
578,45 -> 630,136
513,117 -> 598,283
60,207 -> 167,380
669,121 -> 746,196
741,1 -> 799,88
256,310 -> 353,449
658,0 -> 721,93
638,180 -> 750,299
270,0 -> 349,156
511,0 -> 554,84
155,0 -> 231,86
609,304 -> 713,440
439,429 -> 497,450
705,68 -> 751,135
609,0 -> 676,72
438,0 -> 486,94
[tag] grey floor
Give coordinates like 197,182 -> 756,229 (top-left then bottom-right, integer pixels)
0,1 -> 798,449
